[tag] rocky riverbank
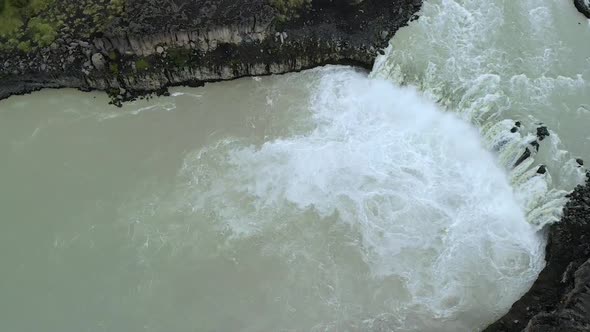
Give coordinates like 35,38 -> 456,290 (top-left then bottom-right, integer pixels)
484,171 -> 590,332
0,0 -> 422,105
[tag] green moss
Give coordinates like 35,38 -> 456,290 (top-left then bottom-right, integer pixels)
0,0 -> 129,53
29,17 -> 58,46
167,47 -> 192,66
109,63 -> 119,75
30,0 -> 53,14
108,0 -> 124,16
135,58 -> 149,71
270,0 -> 311,17
17,40 -> 31,52
9,0 -> 30,9
0,0 -> 55,47
0,2 -> 24,37
108,50 -> 118,60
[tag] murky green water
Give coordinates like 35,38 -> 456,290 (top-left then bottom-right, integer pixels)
0,1 -> 589,331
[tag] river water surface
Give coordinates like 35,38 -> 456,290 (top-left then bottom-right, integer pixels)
1,1 -> 589,331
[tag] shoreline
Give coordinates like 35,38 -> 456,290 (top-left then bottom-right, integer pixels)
0,0 -> 421,105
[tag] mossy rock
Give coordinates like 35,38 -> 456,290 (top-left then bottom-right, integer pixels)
135,58 -> 150,71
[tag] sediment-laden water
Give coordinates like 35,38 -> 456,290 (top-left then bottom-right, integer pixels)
0,1 -> 588,331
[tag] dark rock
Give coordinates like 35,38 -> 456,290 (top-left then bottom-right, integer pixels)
577,159 -> 584,166
531,140 -> 540,152
537,165 -> 547,175
510,127 -> 518,133
515,148 -> 532,167
0,0 -> 423,104
485,171 -> 590,332
515,121 -> 522,127
574,0 -> 590,18
537,126 -> 550,141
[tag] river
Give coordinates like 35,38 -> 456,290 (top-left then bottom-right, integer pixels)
0,0 -> 588,331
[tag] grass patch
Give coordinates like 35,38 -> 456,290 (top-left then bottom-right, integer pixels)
167,47 -> 192,66
0,0 -> 57,50
135,58 -> 149,71
0,2 -> 24,37
17,40 -> 31,52
270,0 -> 311,18
0,0 -> 127,53
109,62 -> 119,75
29,17 -> 58,46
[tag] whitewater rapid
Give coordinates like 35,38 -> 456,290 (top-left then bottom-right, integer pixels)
156,67 -> 544,331
373,0 -> 590,228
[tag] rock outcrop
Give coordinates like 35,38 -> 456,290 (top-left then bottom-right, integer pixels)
0,0 -> 422,104
484,172 -> 590,332
575,0 -> 590,18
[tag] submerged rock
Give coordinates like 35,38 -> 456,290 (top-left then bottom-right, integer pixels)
537,126 -> 550,141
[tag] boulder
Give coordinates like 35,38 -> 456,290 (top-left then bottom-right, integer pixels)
91,53 -> 106,70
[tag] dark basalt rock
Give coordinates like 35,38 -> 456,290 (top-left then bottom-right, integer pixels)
0,0 -> 423,104
515,148 -> 532,167
577,159 -> 585,166
537,126 -> 550,141
537,165 -> 547,175
574,0 -> 590,18
484,171 -> 590,332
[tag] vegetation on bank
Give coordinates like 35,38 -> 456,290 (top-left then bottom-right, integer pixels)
0,0 -> 125,52
271,0 -> 311,17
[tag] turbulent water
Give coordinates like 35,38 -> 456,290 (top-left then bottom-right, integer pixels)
1,1 -> 589,332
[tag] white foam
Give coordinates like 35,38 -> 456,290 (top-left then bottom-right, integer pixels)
371,0 -> 589,228
180,69 -> 545,330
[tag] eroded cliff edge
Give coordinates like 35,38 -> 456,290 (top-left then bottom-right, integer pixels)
0,0 -> 422,104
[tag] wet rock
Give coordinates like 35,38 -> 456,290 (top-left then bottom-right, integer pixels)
514,148 -> 532,167
574,0 -> 590,18
91,53 -> 106,70
531,140 -> 540,152
537,126 -> 550,141
537,165 -> 547,175
510,127 -> 518,133
515,121 -> 522,127
577,158 -> 585,166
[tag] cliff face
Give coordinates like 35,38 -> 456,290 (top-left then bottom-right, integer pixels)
0,0 -> 422,104
484,172 -> 590,332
